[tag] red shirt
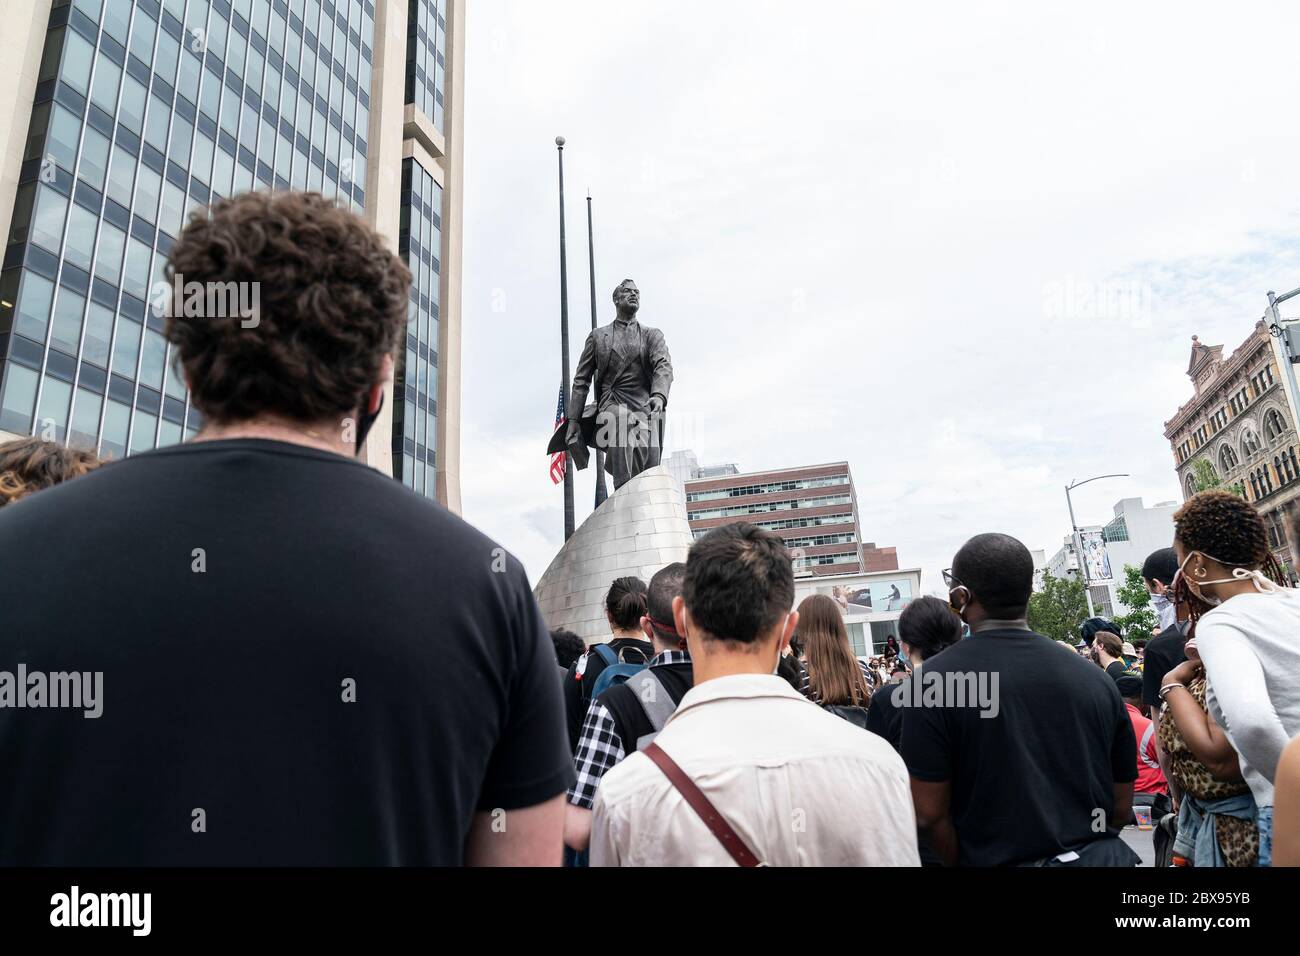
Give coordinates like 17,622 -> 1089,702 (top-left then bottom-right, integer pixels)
1125,702 -> 1168,795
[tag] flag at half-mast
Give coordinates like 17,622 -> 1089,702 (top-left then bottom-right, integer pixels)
549,384 -> 567,485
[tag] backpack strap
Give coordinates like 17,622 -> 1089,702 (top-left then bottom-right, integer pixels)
625,670 -> 674,751
642,743 -> 761,867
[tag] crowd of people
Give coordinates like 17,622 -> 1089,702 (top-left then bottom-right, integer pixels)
2,191 -> 1299,867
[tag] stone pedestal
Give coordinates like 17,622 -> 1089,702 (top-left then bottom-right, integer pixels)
533,465 -> 693,644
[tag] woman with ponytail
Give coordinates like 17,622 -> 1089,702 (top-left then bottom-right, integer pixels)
1160,490 -> 1300,866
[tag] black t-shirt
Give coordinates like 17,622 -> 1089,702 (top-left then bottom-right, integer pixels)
865,677 -> 906,751
1105,659 -> 1127,681
562,637 -> 652,751
1142,623 -> 1189,708
0,439 -> 574,865
901,628 -> 1137,867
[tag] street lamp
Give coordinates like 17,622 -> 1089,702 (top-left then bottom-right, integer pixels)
1265,288 -> 1300,427
1065,474 -> 1129,619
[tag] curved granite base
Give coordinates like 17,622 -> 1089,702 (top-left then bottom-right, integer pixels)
533,465 -> 693,645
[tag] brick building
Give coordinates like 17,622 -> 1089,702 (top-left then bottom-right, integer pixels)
683,460 -> 898,576
1164,323 -> 1300,570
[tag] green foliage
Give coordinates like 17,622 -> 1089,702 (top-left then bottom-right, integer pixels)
1027,570 -> 1089,643
1191,456 -> 1245,498
1191,457 -> 1219,492
1113,563 -> 1158,637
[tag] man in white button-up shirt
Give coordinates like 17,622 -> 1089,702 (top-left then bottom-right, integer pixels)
590,523 -> 920,867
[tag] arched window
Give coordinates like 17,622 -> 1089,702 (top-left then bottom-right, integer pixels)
1220,444 -> 1239,473
1265,408 -> 1289,443
1243,427 -> 1261,457
1185,473 -> 1197,500
1249,473 -> 1260,499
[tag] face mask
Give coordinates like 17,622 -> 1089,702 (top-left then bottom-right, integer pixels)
1151,594 -> 1170,610
1174,550 -> 1283,607
948,586 -> 971,623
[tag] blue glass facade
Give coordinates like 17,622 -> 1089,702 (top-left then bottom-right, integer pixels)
0,0 -> 376,457
393,0 -> 446,500
404,0 -> 445,133
394,156 -> 440,496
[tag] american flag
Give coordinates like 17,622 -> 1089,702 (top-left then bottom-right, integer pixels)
550,384 -> 567,485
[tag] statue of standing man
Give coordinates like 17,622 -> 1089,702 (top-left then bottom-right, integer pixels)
552,279 -> 673,491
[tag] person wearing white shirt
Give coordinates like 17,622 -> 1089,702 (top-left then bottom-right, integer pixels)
1165,490 -> 1300,867
589,522 -> 920,867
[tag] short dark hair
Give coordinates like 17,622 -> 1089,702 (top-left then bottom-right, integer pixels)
1094,631 -> 1123,658
550,629 -> 585,669
898,595 -> 963,661
604,576 -> 647,631
1141,548 -> 1179,588
951,533 -> 1034,619
646,562 -> 687,641
683,523 -> 794,645
165,191 -> 410,425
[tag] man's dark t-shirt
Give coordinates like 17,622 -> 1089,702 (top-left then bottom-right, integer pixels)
1142,622 -> 1189,709
0,439 -> 575,865
562,636 -> 652,751
901,628 -> 1137,867
865,677 -> 906,751
1105,659 -> 1127,681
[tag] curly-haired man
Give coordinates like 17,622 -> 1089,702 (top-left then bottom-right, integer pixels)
0,193 -> 573,865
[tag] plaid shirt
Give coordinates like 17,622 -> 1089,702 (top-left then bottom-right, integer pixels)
568,649 -> 690,809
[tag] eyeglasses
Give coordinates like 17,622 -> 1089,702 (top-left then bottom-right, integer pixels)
942,568 -> 961,590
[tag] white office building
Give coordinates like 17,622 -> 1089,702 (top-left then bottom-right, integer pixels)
1046,497 -> 1177,618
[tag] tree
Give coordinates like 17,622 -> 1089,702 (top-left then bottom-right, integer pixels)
1113,562 -> 1157,638
1192,456 -> 1245,498
1027,571 -> 1089,644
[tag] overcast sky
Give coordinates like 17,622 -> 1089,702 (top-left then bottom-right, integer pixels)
457,0 -> 1300,594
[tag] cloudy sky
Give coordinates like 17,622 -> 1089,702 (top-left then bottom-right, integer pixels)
456,0 -> 1300,594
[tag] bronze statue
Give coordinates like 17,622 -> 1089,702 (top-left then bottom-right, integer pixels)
547,279 -> 673,490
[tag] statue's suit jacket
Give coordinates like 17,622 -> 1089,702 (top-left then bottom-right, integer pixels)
566,320 -> 673,470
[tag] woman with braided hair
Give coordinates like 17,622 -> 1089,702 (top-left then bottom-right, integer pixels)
1159,490 -> 1300,865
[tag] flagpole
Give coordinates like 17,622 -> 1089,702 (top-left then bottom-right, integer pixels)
587,192 -> 608,508
557,136 -> 575,539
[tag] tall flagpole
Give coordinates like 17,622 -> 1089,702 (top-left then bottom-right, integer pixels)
556,137 -> 575,539
587,192 -> 608,508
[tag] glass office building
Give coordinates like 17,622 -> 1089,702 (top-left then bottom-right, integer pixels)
395,156 -> 440,495
0,0 -> 374,458
0,0 -> 463,508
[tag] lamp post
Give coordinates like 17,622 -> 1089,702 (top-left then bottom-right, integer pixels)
1265,288 -> 1300,429
1065,474 -> 1128,619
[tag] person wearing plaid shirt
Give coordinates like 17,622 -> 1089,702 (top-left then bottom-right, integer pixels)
564,565 -> 693,855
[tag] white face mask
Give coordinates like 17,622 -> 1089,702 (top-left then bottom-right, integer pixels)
1174,550 -> 1283,606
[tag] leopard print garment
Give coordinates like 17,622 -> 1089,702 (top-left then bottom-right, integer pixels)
1157,670 -> 1258,867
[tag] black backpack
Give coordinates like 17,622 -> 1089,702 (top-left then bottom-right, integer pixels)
822,703 -> 872,729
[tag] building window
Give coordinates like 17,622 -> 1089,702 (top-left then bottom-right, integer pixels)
1264,407 -> 1288,443
1185,473 -> 1197,499
1103,516 -> 1129,542
1243,427 -> 1261,458
1220,444 -> 1239,473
